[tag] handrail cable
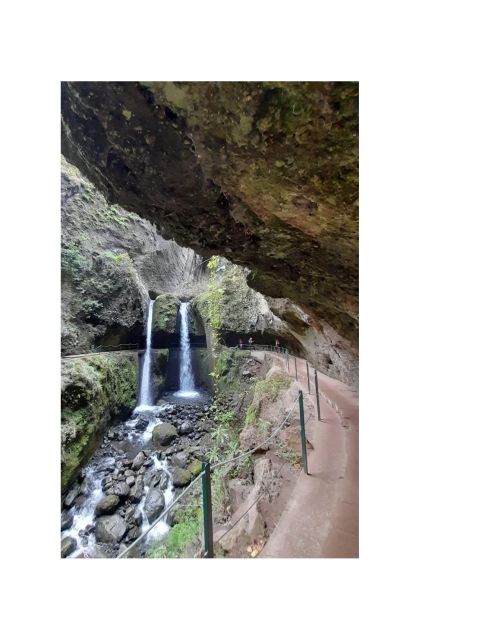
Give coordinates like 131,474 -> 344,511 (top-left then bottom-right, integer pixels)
211,394 -> 299,471
118,470 -> 205,559
215,409 -> 315,547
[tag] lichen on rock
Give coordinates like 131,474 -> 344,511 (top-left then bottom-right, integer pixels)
61,81 -> 359,346
61,353 -> 138,491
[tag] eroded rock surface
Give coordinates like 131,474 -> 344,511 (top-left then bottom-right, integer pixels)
61,81 -> 358,344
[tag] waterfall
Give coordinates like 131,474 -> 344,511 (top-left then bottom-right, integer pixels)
138,298 -> 154,407
175,302 -> 199,398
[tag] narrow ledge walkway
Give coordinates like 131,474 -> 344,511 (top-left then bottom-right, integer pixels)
260,353 -> 359,558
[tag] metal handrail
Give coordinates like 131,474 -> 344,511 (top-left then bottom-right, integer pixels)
118,470 -> 205,559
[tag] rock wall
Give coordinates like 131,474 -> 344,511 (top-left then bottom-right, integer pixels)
61,353 -> 138,491
193,260 -> 358,388
61,157 -> 208,355
61,81 -> 359,346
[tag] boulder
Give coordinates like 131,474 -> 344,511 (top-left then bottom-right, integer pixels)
144,487 -> 165,523
152,423 -> 178,448
63,485 -> 80,508
126,476 -> 136,487
178,420 -> 194,435
94,494 -> 120,516
126,525 -> 141,542
61,536 -> 77,558
145,468 -> 166,488
170,451 -> 189,468
111,482 -> 130,500
131,451 -> 146,471
188,459 -> 202,477
129,477 -> 144,503
95,514 -> 127,543
61,510 -> 74,531
171,467 -> 192,488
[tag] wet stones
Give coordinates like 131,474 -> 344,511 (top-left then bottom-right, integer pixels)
94,494 -> 120,516
177,420 -> 194,435
129,477 -> 144,503
61,536 -> 77,558
170,451 -> 188,468
95,514 -> 127,543
111,481 -> 131,500
152,423 -> 178,448
61,510 -> 74,531
63,485 -> 81,508
170,467 -> 192,488
131,451 -> 146,471
144,487 -> 165,523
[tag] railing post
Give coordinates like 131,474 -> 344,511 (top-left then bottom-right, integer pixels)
286,349 -> 289,372
314,369 -> 321,421
201,462 -> 214,558
294,356 -> 298,380
306,361 -> 311,394
298,391 -> 309,475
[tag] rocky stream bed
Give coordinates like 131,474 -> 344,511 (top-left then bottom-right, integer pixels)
61,394 -> 213,558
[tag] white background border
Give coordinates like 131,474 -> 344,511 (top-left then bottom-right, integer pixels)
2,1 -> 476,638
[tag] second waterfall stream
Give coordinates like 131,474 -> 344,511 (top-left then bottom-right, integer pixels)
175,302 -> 199,398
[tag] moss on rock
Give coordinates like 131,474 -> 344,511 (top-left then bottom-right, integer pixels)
152,293 -> 180,336
61,353 -> 138,491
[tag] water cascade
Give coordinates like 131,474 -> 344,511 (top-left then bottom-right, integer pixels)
175,302 -> 199,398
138,298 -> 155,407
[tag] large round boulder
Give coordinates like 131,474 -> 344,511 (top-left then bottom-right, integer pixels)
95,514 -> 127,543
94,494 -> 120,517
152,423 -> 178,448
144,487 -> 165,523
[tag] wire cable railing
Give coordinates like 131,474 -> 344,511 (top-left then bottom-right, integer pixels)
109,339 -> 323,559
118,470 -> 205,559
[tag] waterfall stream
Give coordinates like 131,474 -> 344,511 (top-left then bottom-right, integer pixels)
137,298 -> 154,408
175,302 -> 199,398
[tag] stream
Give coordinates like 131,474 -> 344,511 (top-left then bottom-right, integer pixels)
61,299 -> 211,558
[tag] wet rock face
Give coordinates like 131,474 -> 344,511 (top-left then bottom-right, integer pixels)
61,81 -> 358,344
95,514 -> 127,543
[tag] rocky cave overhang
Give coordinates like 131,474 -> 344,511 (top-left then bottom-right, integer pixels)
61,81 -> 359,345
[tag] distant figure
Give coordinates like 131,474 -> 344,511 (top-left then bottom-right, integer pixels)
275,339 -> 280,349
239,338 -> 244,350
248,336 -> 254,349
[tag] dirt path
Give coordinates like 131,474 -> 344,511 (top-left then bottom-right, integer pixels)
259,352 -> 359,558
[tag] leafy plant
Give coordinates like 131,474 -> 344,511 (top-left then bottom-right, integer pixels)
147,500 -> 202,558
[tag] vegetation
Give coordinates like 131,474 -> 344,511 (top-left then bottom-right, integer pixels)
61,354 -> 138,490
146,498 -> 202,558
152,293 -> 180,333
254,373 -> 290,402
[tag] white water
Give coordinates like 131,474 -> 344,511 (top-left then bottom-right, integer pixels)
174,302 -> 199,399
138,298 -> 155,408
137,455 -> 175,544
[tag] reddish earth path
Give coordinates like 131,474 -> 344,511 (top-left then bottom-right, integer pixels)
260,353 -> 359,558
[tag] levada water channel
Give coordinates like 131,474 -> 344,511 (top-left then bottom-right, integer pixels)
61,301 -> 212,558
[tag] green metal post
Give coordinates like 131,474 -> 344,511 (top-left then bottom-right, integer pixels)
201,462 -> 214,558
314,369 -> 321,421
306,361 -> 311,394
298,391 -> 309,475
286,349 -> 289,372
294,356 -> 298,380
